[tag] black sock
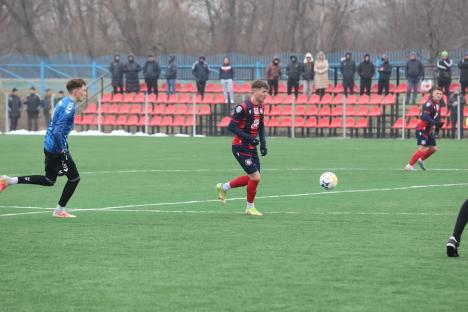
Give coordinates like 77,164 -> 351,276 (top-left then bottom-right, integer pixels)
58,178 -> 80,207
18,175 -> 54,186
453,199 -> 468,242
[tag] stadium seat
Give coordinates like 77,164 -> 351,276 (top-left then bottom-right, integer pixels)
81,115 -> 97,126
345,106 -> 358,117
334,83 -> 344,94
450,82 -> 461,93
331,106 -> 343,117
213,94 -> 225,104
74,115 -> 83,125
269,106 -> 282,116
407,118 -> 419,129
279,117 -> 292,127
263,95 -> 273,105
181,83 -> 196,93
159,83 -> 168,93
326,84 -> 334,94
172,116 -> 186,127
149,116 -> 162,126
332,94 -> 344,105
303,117 -> 317,128
319,94 -> 332,105
354,118 -> 369,128
329,118 -> 343,128
100,104 -> 110,114
108,104 -> 119,114
215,84 -> 223,93
160,116 -> 173,127
267,117 -> 280,127
133,93 -> 145,103
217,117 -> 231,128
382,94 -> 396,105
281,106 -> 292,116
296,95 -> 308,105
205,83 -> 216,93
167,94 -> 178,104
125,115 -> 139,127
83,103 -> 97,114
369,94 -> 382,105
101,93 -> 112,103
240,83 -> 251,93
129,105 -> 143,115
111,93 -> 123,103
163,105 -> 176,115
271,95 -> 284,105
371,84 -> 379,94
283,94 -> 294,105
118,104 -> 130,115
156,94 -> 168,104
294,117 -> 305,127
464,106 -> 468,116
115,115 -> 127,127
418,94 -> 429,105
396,82 -> 407,94
345,118 -> 355,128
178,94 -> 192,104
197,105 -> 211,116
305,106 -> 319,116
147,93 -> 157,103
307,95 -> 321,105
278,83 -> 286,93
318,106 -> 331,117
345,94 -> 357,105
391,118 -> 405,129
184,116 -> 194,127
137,116 -> 148,127
123,93 -> 135,103
263,105 -> 270,115
317,118 -> 330,128
295,105 -> 306,116
440,106 -> 449,118
175,105 -> 188,115
406,106 -> 420,117
357,95 -> 370,105
368,106 -> 382,117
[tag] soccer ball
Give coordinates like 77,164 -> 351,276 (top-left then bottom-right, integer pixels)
320,172 -> 338,190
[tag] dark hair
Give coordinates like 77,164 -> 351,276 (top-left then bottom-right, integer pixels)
66,78 -> 86,92
433,86 -> 443,92
30,86 -> 36,91
251,80 -> 269,91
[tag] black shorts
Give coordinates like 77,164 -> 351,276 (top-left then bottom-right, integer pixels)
44,149 -> 80,183
416,130 -> 436,147
232,145 -> 260,174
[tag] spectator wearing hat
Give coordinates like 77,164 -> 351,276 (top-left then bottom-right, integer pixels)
448,86 -> 465,138
437,50 -> 453,96
405,51 -> 424,105
340,52 -> 356,96
24,87 -> 41,131
143,53 -> 161,95
166,56 -> 177,95
458,52 -> 468,96
192,56 -> 210,98
219,56 -> 235,103
314,51 -> 329,99
357,54 -> 375,96
302,53 -> 314,97
124,53 -> 142,93
8,88 -> 22,131
286,55 -> 301,98
265,56 -> 282,96
377,54 -> 392,95
41,88 -> 53,127
109,53 -> 125,94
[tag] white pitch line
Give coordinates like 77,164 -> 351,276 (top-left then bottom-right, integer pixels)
0,211 -> 51,217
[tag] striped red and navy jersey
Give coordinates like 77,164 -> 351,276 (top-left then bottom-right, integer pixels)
416,97 -> 440,133
230,100 -> 265,149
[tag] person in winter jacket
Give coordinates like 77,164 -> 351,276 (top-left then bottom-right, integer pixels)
340,52 -> 356,96
405,51 -> 424,105
314,51 -> 329,99
302,53 -> 314,97
166,56 -> 177,95
219,56 -> 235,103
447,86 -> 465,138
437,50 -> 453,96
109,53 -> 125,94
143,53 -> 161,95
286,55 -> 301,98
265,57 -> 282,96
8,88 -> 22,131
24,87 -> 41,131
377,54 -> 392,95
41,88 -> 53,127
357,54 -> 375,96
124,53 -> 142,93
192,56 -> 210,97
458,51 -> 468,96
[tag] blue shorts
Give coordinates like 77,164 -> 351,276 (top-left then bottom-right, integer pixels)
416,130 -> 436,147
232,145 -> 260,174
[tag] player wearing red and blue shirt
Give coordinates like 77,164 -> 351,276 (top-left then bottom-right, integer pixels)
216,80 -> 269,216
405,87 -> 443,171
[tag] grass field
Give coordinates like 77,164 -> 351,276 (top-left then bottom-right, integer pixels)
0,135 -> 468,312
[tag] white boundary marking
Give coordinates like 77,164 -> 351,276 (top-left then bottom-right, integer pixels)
1,182 -> 467,217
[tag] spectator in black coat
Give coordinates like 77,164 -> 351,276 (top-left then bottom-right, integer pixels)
437,50 -> 453,96
166,56 -> 177,95
340,52 -> 356,96
219,56 -> 235,103
448,86 -> 465,138
405,51 -> 424,105
8,88 -> 22,131
357,54 -> 375,96
109,53 -> 125,94
377,54 -> 392,95
41,88 -> 53,127
192,56 -> 210,97
458,52 -> 468,96
54,90 -> 64,107
286,55 -> 301,98
24,87 -> 41,131
124,53 -> 142,93
143,53 -> 161,95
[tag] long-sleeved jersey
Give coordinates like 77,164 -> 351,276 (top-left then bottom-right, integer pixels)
416,97 -> 440,133
228,99 -> 265,150
43,96 -> 75,153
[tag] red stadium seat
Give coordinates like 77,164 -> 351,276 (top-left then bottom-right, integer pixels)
407,118 -> 419,129
182,83 -> 196,93
450,82 -> 461,93
101,93 -> 112,103
123,93 -> 135,103
369,94 -> 382,105
213,94 -> 225,104
263,105 -> 270,115
278,83 -> 286,93
269,106 -> 282,116
83,103 -> 97,114
303,117 -> 317,128
354,106 -> 368,117
317,118 -> 330,128
271,95 -> 284,105
108,104 -> 119,114
129,105 -> 143,115
391,118 -> 405,129
440,106 -> 449,118
296,95 -> 308,104
320,94 -> 332,105
295,105 -> 306,116
267,117 -> 280,127
334,83 -> 344,94
307,95 -> 321,105
205,83 -> 216,93
197,105 -> 211,116
202,94 -> 214,105
167,94 -> 178,104
305,106 -> 319,117
294,117 -> 305,127
331,106 -> 343,117
178,94 -> 192,104
125,115 -> 139,126
217,117 -> 231,128
345,94 -> 357,105
137,116 -> 148,127
318,106 -> 331,117
172,116 -> 186,127
279,117 -> 292,127
160,116 -> 173,127
149,116 -> 162,126
100,104 -> 110,114
240,83 -> 251,93
81,115 -> 97,126
111,93 -> 123,103
263,95 -> 273,105
163,105 -> 176,115
354,118 -> 369,128
283,95 -> 294,105
357,95 -> 370,105
152,104 -> 166,115
133,93 -> 145,104
329,118 -> 343,128
175,105 -> 188,115
102,115 -> 116,127
382,94 -> 396,105
368,106 -> 382,117
74,115 -> 83,125
115,115 -> 127,126
281,106 -> 292,116
396,82 -> 407,94
418,94 -> 429,105
156,94 -> 168,104
406,106 -> 420,117
332,94 -> 344,105
147,93 -> 157,103
184,116 -> 194,127
118,104 -> 130,115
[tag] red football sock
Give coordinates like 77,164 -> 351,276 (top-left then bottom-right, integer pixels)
247,179 -> 260,203
409,150 -> 426,166
229,176 -> 250,188
421,149 -> 435,160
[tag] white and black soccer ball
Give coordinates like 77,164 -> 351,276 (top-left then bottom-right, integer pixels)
320,172 -> 338,190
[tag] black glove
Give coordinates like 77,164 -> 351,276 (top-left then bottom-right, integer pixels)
435,121 -> 444,132
260,145 -> 268,156
249,138 -> 260,146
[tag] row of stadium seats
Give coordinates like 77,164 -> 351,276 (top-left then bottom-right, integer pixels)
405,106 -> 468,118
392,118 -> 468,130
83,103 -> 211,116
262,105 -> 382,117
218,116 -> 370,129
75,115 -> 195,128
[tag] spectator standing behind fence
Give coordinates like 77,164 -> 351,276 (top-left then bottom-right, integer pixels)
41,88 -> 53,127
340,52 -> 356,96
24,87 -> 41,131
458,52 -> 468,96
54,90 -> 64,107
377,54 -> 392,95
437,50 -> 453,96
124,53 -> 141,93
405,51 -> 424,105
314,51 -> 329,99
143,53 -> 161,95
448,86 -> 465,138
286,55 -> 301,98
219,56 -> 235,103
357,54 -> 375,96
192,56 -> 210,98
265,56 -> 282,97
166,56 -> 177,95
8,88 -> 21,131
109,53 -> 124,94
302,53 -> 314,97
